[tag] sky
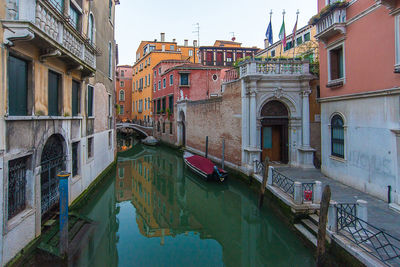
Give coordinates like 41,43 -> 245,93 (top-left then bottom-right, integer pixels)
115,0 -> 317,66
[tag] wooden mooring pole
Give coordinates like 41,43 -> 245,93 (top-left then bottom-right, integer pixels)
205,136 -> 208,158
258,157 -> 270,208
221,138 -> 225,169
316,185 -> 331,267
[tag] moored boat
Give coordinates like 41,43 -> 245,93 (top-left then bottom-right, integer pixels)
183,151 -> 228,182
141,136 -> 158,146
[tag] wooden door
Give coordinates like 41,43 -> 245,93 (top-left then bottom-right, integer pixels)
262,126 -> 281,162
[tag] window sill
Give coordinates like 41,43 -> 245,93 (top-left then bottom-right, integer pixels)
329,155 -> 346,163
327,78 -> 344,88
71,175 -> 81,185
179,85 -> 190,88
6,208 -> 35,233
5,116 -> 83,121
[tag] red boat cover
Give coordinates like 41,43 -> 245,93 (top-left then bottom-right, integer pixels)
186,155 -> 215,175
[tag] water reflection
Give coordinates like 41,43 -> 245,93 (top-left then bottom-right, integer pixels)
111,144 -> 314,267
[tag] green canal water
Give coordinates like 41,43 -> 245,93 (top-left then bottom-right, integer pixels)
71,143 -> 315,267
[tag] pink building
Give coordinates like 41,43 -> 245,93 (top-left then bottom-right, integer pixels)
152,60 -> 227,144
313,0 -> 400,209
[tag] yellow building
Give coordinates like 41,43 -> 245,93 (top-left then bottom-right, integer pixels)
131,33 -> 197,122
257,25 -> 318,61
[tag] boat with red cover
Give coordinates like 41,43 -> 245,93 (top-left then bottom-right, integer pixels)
183,152 -> 228,182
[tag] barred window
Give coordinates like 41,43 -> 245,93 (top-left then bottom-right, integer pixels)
331,115 -> 344,158
8,157 -> 28,219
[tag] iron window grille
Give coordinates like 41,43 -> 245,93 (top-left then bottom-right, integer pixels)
8,157 -> 28,219
72,142 -> 79,177
331,115 -> 344,158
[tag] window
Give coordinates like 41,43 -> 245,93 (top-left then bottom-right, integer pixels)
170,122 -> 173,134
148,58 -> 151,65
145,75 -> 147,87
108,43 -> 112,79
72,142 -> 79,177
120,104 -> 124,114
88,14 -> 94,44
170,45 -> 174,50
180,73 -> 189,86
304,32 -> 311,41
69,4 -> 80,31
52,0 -> 64,12
158,80 -> 161,90
72,80 -> 80,116
145,98 -> 147,111
328,44 -> 344,81
189,50 -> 193,57
284,41 -> 294,51
158,67 -> 161,75
162,97 -> 166,113
109,0 -> 112,19
48,70 -> 61,116
145,59 -> 147,67
153,83 -> 156,92
157,99 -> 161,113
162,122 -> 165,133
169,74 -> 173,85
109,131 -> 112,149
154,70 -> 157,77
271,50 -> 276,57
331,115 -> 344,158
119,90 -> 125,101
88,137 -> 94,158
8,55 -> 28,116
87,85 -> 94,117
148,97 -> 150,109
168,95 -> 173,114
226,52 -> 233,62
296,36 -> 303,46
153,100 -> 156,114
136,80 -> 138,90
163,78 -> 166,88
8,156 -> 28,219
120,81 -> 124,87
157,121 -> 160,132
148,74 -> 151,86
121,70 -> 124,77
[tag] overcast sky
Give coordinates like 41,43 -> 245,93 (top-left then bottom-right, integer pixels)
115,0 -> 317,65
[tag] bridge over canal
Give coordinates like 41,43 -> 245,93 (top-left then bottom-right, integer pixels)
116,123 -> 153,137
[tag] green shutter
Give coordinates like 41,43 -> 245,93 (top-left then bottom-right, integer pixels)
48,70 -> 60,116
87,85 -> 93,117
8,55 -> 28,116
72,80 -> 80,116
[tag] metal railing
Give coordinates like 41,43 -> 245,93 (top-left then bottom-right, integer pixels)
253,160 -> 265,176
272,169 -> 295,198
335,204 -> 400,266
223,68 -> 239,83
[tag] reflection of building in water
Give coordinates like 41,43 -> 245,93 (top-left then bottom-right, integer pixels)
116,160 -> 133,202
117,136 -> 135,152
123,147 -> 313,266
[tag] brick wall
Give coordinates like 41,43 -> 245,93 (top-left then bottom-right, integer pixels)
185,81 -> 242,166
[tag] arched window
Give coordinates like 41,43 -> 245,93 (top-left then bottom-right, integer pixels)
119,90 -> 125,101
331,114 -> 344,158
88,14 -> 94,44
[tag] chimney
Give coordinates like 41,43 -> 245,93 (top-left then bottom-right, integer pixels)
264,39 -> 269,49
160,32 -> 165,42
193,40 -> 198,47
172,38 -> 176,42
184,39 -> 188,47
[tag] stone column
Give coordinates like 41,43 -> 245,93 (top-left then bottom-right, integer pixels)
63,0 -> 70,17
301,89 -> 311,148
250,91 -> 257,148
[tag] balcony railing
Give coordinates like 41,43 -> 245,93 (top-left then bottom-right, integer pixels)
313,3 -> 347,42
3,0 -> 97,73
223,68 -> 239,83
238,60 -> 310,78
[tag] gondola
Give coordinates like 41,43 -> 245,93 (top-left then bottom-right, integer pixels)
183,151 -> 228,182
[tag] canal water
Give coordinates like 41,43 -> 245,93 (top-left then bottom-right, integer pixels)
71,142 -> 315,267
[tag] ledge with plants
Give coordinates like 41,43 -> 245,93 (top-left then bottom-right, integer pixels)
309,1 -> 348,25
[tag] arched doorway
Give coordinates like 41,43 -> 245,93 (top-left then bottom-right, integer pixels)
260,100 -> 289,163
179,111 -> 186,147
40,134 -> 66,219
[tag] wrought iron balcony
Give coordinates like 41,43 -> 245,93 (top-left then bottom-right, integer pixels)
2,0 -> 98,76
312,3 -> 348,43
238,59 -> 311,78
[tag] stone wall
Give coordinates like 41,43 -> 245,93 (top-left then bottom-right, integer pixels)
185,81 -> 242,167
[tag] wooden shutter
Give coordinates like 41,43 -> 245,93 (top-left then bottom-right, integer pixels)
8,55 -> 28,116
87,85 -> 94,117
72,80 -> 80,116
48,70 -> 60,116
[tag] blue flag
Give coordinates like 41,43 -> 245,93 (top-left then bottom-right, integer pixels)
266,20 -> 273,45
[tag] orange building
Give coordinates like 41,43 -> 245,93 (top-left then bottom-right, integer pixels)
131,33 -> 197,122
116,65 -> 133,121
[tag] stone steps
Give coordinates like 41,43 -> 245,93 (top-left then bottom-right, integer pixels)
294,223 -> 317,247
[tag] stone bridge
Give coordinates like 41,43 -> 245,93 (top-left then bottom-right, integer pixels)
116,123 -> 153,137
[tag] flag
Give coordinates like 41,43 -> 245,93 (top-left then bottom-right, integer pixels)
266,20 -> 273,45
279,18 -> 286,48
292,16 -> 298,43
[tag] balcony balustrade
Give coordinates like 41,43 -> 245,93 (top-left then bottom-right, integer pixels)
237,60 -> 310,78
3,0 -> 97,75
314,5 -> 347,43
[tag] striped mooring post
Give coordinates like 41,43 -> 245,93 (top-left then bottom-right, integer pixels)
58,171 -> 70,256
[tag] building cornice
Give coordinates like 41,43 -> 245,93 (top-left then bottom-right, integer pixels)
318,87 -> 400,102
